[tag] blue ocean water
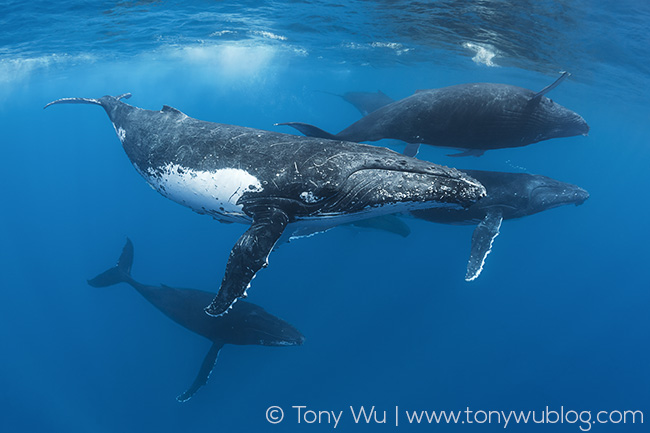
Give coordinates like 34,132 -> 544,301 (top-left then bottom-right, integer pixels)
1,1 -> 649,432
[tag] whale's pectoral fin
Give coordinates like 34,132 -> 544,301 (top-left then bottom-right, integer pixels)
176,342 -> 224,402
465,210 -> 503,282
447,149 -> 485,158
530,71 -> 570,103
275,122 -> 338,140
403,143 -> 421,157
205,207 -> 290,317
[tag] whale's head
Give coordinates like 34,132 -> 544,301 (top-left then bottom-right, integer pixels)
527,175 -> 589,214
222,301 -> 305,347
463,170 -> 589,220
529,97 -> 590,143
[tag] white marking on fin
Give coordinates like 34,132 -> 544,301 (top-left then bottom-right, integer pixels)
112,122 -> 126,143
465,211 -> 503,282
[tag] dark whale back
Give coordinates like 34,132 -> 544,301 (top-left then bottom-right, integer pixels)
87,239 -> 305,347
132,283 -> 305,346
337,83 -> 588,149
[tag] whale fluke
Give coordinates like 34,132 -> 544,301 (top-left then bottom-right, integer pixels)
275,122 -> 338,141
316,90 -> 395,116
88,238 -> 134,287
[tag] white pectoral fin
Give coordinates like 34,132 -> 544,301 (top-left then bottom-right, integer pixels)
465,210 -> 503,282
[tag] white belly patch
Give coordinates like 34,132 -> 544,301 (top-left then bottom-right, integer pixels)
145,162 -> 262,222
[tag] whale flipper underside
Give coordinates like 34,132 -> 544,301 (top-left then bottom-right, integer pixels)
205,207 -> 290,317
177,342 -> 224,402
465,210 -> 503,281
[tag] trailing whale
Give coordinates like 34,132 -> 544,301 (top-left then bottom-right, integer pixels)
410,170 -> 589,280
88,238 -> 304,402
45,94 -> 486,316
278,73 -> 589,157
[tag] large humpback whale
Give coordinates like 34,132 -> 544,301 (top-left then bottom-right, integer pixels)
88,238 -> 304,402
45,94 -> 486,316
279,73 -> 589,157
410,170 -> 589,281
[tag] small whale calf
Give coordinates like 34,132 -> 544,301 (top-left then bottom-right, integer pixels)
279,73 -> 589,157
88,239 -> 304,402
410,170 -> 589,280
46,94 -> 486,316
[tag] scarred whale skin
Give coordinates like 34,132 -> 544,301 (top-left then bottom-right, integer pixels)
45,94 -> 486,316
88,238 -> 304,402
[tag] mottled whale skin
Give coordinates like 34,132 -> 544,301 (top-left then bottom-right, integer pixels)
411,170 -> 589,280
45,94 -> 486,316
279,74 -> 589,156
88,238 -> 304,402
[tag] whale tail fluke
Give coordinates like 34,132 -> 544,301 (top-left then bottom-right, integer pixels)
88,238 -> 134,288
275,122 -> 339,141
44,93 -> 132,109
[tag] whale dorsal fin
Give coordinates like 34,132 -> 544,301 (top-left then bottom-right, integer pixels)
530,71 -> 570,103
177,341 -> 224,402
162,105 -> 185,115
465,209 -> 503,281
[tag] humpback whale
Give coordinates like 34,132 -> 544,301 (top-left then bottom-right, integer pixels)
45,94 -> 486,316
410,170 -> 589,281
278,73 -> 589,157
88,238 -> 304,402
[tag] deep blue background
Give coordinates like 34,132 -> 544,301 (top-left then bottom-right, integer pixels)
1,1 -> 649,432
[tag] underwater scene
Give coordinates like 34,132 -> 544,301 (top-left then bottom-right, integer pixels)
1,1 -> 649,431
